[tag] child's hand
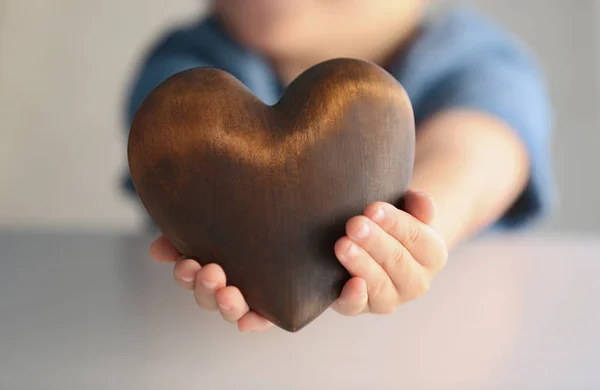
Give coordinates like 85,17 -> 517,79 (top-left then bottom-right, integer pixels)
331,190 -> 448,316
149,235 -> 274,332
148,190 -> 447,331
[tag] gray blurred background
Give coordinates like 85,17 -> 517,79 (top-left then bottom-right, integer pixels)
1,0 -> 597,233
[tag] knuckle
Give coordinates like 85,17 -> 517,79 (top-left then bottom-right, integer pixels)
388,243 -> 407,270
384,209 -> 399,233
367,281 -> 398,314
406,223 -> 421,245
367,279 -> 386,299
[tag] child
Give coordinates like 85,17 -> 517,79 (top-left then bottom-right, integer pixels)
124,0 -> 554,332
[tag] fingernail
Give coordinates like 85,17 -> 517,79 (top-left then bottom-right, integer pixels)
181,275 -> 195,283
353,223 -> 369,239
370,207 -> 385,222
346,242 -> 359,257
339,242 -> 359,263
219,302 -> 232,311
201,279 -> 217,290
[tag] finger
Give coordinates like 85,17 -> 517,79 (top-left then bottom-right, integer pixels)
173,258 -> 201,290
149,235 -> 181,263
331,277 -> 368,316
215,286 -> 250,323
237,312 -> 274,332
345,216 -> 433,303
402,191 -> 436,225
194,263 -> 226,311
344,215 -> 417,297
364,203 -> 447,270
334,235 -> 396,313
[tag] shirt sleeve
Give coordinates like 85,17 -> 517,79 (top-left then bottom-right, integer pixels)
125,30 -> 212,127
417,34 -> 555,229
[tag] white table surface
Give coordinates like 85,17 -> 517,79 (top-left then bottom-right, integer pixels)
1,230 -> 599,389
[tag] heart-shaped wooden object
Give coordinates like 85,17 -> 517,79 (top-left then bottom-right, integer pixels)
128,58 -> 415,332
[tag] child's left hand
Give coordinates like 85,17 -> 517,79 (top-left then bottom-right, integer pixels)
331,190 -> 448,316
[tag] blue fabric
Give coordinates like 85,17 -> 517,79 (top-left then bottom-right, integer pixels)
123,6 -> 555,229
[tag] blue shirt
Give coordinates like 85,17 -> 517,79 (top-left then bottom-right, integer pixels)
124,6 -> 555,229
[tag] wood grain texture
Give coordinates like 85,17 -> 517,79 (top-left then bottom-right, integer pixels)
128,58 -> 415,332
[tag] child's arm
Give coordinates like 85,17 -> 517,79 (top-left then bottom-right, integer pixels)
409,109 -> 530,249
410,56 -> 553,250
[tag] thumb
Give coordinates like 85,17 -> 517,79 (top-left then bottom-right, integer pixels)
401,190 -> 437,225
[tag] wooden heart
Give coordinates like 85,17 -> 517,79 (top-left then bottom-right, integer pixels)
128,58 -> 415,332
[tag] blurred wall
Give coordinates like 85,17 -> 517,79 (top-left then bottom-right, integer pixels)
0,0 -> 597,232
0,0 -> 206,231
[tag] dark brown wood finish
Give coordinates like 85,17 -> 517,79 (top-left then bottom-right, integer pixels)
128,58 -> 415,332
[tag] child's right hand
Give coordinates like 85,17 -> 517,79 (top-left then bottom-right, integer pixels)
149,235 -> 274,332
